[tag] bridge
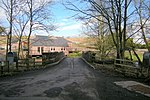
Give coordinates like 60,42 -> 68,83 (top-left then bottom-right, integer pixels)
0,57 -> 149,100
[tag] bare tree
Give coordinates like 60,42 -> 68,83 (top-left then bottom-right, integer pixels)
1,0 -> 18,52
9,0 -> 13,52
1,0 -> 55,59
133,0 -> 150,51
0,0 -> 19,62
25,0 -> 55,58
64,0 -> 132,59
82,17 -> 115,59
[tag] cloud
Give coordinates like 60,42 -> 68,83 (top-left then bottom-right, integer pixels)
52,21 -> 83,37
61,23 -> 81,31
62,18 -> 69,22
56,22 -> 66,27
55,18 -> 82,32
0,8 -> 6,21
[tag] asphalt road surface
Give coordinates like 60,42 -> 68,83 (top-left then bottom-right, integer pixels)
0,58 -> 149,100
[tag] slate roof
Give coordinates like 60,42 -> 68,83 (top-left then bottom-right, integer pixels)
11,38 -> 19,43
31,35 -> 69,47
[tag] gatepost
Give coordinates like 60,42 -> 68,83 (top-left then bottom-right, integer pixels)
7,52 -> 14,72
7,52 -> 14,64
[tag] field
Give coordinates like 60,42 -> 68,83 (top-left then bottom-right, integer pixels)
124,49 -> 147,61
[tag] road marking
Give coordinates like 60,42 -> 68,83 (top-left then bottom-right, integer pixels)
114,81 -> 150,97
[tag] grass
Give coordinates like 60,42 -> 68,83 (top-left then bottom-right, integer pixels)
124,51 -> 143,61
67,52 -> 82,58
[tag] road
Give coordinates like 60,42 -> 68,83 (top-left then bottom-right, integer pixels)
0,58 -> 149,100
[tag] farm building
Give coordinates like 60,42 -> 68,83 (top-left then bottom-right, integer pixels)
30,35 -> 72,56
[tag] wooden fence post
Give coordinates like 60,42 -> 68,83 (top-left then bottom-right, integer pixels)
7,61 -> 9,73
26,58 -> 29,70
33,58 -> 35,68
16,60 -> 18,71
1,65 -> 3,75
114,59 -> 116,70
147,67 -> 150,78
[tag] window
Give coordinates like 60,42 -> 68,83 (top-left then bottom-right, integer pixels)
38,47 -> 40,52
61,48 -> 65,51
53,48 -> 55,51
13,46 -> 17,49
41,47 -> 44,53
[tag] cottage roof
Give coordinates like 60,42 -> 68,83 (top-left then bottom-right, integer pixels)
11,38 -> 18,43
31,35 -> 69,47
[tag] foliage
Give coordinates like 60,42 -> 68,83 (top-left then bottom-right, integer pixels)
64,0 -> 150,61
95,34 -> 115,59
67,52 -> 81,58
134,44 -> 146,49
124,51 -> 143,61
64,0 -> 131,59
126,38 -> 134,48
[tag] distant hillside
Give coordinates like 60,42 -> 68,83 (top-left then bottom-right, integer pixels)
66,37 -> 87,44
66,37 -> 96,48
0,35 -> 7,44
0,35 -> 29,45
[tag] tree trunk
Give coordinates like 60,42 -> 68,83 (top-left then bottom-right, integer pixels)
27,0 -> 33,59
129,50 -> 133,61
122,0 -> 128,59
9,0 -> 13,52
5,35 -> 9,61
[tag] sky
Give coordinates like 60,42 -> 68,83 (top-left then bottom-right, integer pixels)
50,1 -> 83,37
0,0 -> 84,37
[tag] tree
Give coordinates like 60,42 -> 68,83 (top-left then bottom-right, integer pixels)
25,0 -> 55,59
1,0 -> 17,52
0,0 -> 19,62
133,0 -> 150,51
0,0 -> 55,70
82,17 -> 115,59
64,0 -> 132,59
0,26 -> 5,34
1,0 -> 55,59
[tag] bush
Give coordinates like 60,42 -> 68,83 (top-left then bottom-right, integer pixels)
68,52 -> 81,58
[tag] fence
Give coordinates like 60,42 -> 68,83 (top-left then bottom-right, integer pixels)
0,52 -> 65,76
114,59 -> 141,77
0,61 -> 9,75
82,51 -> 114,64
82,51 -> 150,78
